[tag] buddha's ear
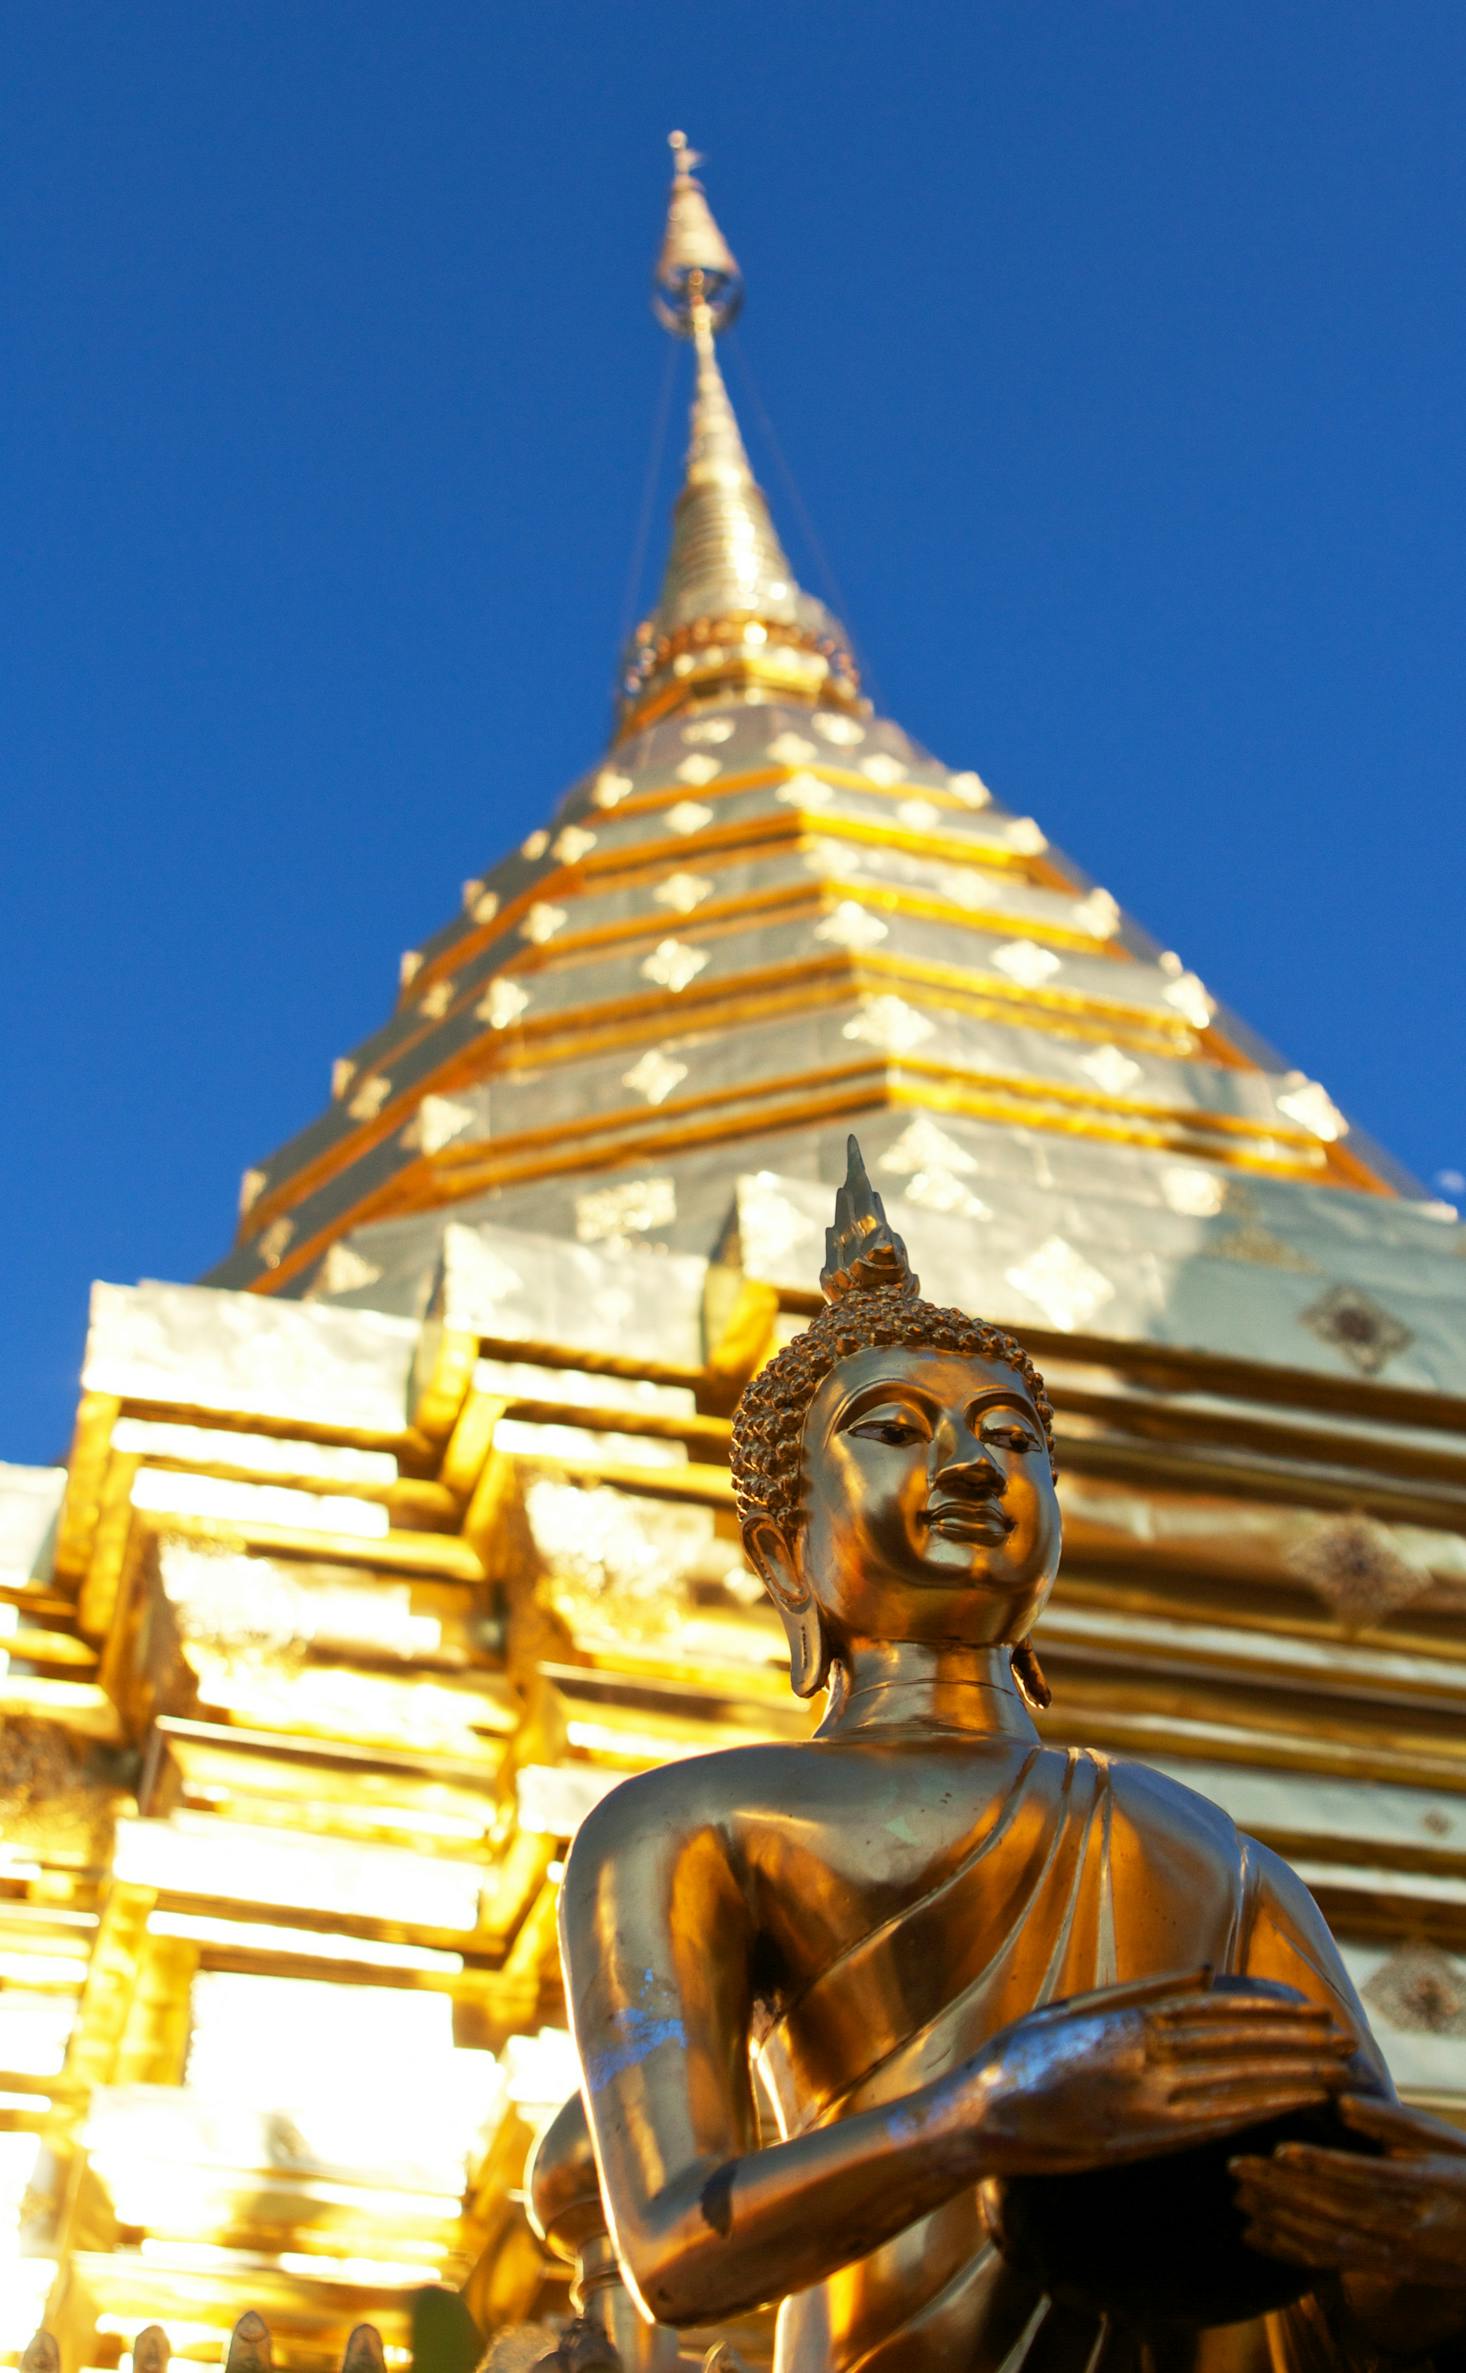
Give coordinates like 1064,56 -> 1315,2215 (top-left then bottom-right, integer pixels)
743,1518 -> 802,1607
742,1519 -> 831,1701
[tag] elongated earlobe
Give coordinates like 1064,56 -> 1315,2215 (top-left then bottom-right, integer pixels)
786,1601 -> 831,1700
743,1518 -> 831,1701
1011,1640 -> 1051,1711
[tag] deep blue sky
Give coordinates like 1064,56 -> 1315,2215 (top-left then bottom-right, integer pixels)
4,6 -> 1463,1465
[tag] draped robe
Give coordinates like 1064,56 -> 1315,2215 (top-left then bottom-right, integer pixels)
565,1739 -> 1386,2373
756,1747 -> 1382,2373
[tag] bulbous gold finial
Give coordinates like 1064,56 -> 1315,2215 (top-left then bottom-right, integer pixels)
654,130 -> 743,335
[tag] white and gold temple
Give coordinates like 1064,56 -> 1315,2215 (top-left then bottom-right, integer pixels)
4,137 -> 1466,2372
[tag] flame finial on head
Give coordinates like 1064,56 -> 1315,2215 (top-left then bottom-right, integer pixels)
820,1136 -> 920,1302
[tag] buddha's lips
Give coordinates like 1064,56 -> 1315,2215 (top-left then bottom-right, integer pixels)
923,1500 -> 1014,1536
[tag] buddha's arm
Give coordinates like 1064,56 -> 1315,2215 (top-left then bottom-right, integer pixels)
1235,1840 -> 1387,2086
560,1784 -> 992,2323
561,1789 -> 1356,2329
1234,1843 -> 1466,2355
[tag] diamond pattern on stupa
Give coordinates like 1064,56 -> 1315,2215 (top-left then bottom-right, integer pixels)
201,117 -> 1466,1599
202,262 -> 1464,1394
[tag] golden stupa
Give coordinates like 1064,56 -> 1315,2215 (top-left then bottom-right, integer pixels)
4,137 -> 1464,2373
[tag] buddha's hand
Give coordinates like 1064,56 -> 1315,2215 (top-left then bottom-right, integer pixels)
958,1971 -> 1354,2177
1233,2095 -> 1466,2324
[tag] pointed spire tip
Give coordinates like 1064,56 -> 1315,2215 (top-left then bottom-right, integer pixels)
653,131 -> 742,335
616,132 -> 862,729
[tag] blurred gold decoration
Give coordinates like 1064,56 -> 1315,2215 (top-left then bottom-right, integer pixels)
1364,1945 -> 1466,2038
1209,1219 -> 1319,1270
1287,1510 -> 1433,1628
23,2323 -> 386,2373
224,2315 -> 274,2373
481,2333 -> 563,2373
1301,1281 -> 1414,1375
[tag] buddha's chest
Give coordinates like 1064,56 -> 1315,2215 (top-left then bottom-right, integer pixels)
743,1742 -> 1063,2005
742,1746 -> 1245,2130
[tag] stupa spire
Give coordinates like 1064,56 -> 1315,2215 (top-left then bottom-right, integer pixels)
617,133 -> 861,735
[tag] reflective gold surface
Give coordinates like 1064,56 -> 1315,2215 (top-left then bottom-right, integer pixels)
6,133 -> 1466,2373
561,1145 -> 1466,2368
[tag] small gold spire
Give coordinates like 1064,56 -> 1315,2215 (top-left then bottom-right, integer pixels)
654,132 -> 743,334
618,136 -> 861,733
656,292 -> 800,633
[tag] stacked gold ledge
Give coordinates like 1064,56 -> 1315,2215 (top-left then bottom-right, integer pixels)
5,137 -> 1466,2373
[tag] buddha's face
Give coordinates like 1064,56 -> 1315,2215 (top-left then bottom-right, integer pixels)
765,1344 -> 1062,1664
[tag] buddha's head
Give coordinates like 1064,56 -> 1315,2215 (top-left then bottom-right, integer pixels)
730,1138 -> 1061,1701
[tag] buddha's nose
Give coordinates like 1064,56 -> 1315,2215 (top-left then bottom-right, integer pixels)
932,1424 -> 1005,1497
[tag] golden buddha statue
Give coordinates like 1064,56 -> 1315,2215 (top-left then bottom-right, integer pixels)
559,1141 -> 1466,2371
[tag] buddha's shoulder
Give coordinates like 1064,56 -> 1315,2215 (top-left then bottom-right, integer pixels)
570,1735 -> 1052,1853
566,1742 -> 1248,1878
1098,1751 -> 1244,1865
570,1740 -> 837,1855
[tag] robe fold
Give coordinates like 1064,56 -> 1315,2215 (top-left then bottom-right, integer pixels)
755,1749 -> 1381,2373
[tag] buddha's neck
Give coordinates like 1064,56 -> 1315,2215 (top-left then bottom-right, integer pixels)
817,1639 -> 1040,1744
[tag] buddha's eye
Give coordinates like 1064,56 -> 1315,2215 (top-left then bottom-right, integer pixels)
985,1423 -> 1037,1452
849,1414 -> 924,1447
